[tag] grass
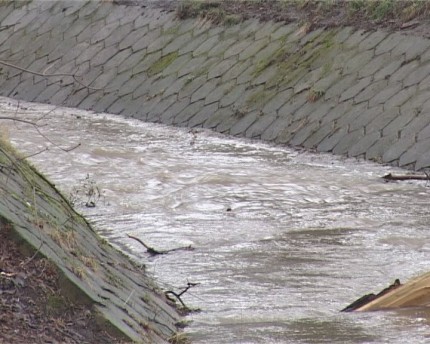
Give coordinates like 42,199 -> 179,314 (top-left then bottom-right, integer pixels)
176,0 -> 430,28
176,0 -> 242,25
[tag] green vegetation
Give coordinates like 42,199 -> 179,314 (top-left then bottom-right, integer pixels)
176,0 -> 242,25
148,52 -> 178,76
176,0 -> 430,28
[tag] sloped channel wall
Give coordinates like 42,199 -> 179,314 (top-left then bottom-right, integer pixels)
1,0 -> 430,171
0,138 -> 180,342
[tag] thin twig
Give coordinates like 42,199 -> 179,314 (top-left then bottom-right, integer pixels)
0,59 -> 103,91
127,234 -> 164,256
20,242 -> 43,267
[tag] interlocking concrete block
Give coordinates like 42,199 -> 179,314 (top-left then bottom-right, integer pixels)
261,114 -> 291,141
91,68 -> 119,89
147,94 -> 177,122
34,83 -> 62,103
179,33 -> 208,55
50,85 -> 74,105
358,30 -> 389,51
107,93 -> 133,114
229,110 -> 259,136
354,80 -> 388,104
217,110 -> 240,133
369,82 -> 402,107
417,121 -> 430,141
119,27 -> 148,50
348,105 -> 383,132
332,129 -> 364,155
358,53 -> 391,78
390,59 -> 420,83
398,138 -> 430,166
173,99 -> 204,125
271,23 -> 297,41
342,50 -> 374,76
392,36 -> 430,60
325,74 -> 357,100
375,32 -> 404,55
236,64 -> 256,85
343,29 -> 371,48
77,20 -> 106,43
253,66 -> 279,87
381,136 -> 415,163
2,7 -> 27,26
208,58 -> 237,79
65,87 -> 89,108
302,122 -> 334,149
204,80 -> 235,105
49,37 -> 81,64
164,75 -> 189,97
366,107 -> 400,134
220,84 -> 247,108
108,69 -> 134,93
290,121 -> 319,146
178,75 -> 207,100
163,32 -> 192,55
366,134 -> 397,162
373,59 -> 403,81
245,111 -> 276,138
132,51 -> 161,74
191,79 -> 218,103
239,39 -> 268,60
348,130 -> 381,157
339,76 -> 372,102
255,21 -> 280,40
304,101 -> 334,123
131,74 -> 156,99
37,12 -> 64,36
384,85 -> 417,108
193,35 -> 220,56
224,39 -> 252,59
404,64 -> 430,88
132,28 -> 161,52
221,59 -> 251,83
293,67 -> 323,94
161,98 -> 189,124
90,45 -> 119,67
317,127 -> 348,152
208,37 -> 236,57
189,102 -> 219,127
147,34 -> 174,54
262,89 -> 293,114
104,48 -> 132,70
415,151 -> 430,170
177,55 -> 207,78
92,92 -> 120,113
118,49 -> 146,74
202,107 -> 233,129
383,107 -> 417,138
401,109 -> 430,140
91,21 -> 121,44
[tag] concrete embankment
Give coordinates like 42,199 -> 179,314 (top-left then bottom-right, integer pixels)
0,133 -> 180,340
2,0 -> 430,329
2,1 -> 430,169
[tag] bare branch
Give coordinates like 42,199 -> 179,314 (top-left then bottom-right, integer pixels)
0,59 -> 103,91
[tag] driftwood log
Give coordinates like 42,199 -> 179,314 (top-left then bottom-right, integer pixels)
383,173 -> 430,181
341,279 -> 402,312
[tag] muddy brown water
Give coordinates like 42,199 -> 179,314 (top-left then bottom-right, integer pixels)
3,97 -> 430,343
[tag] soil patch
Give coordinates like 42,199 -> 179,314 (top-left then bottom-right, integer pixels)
0,223 -> 130,344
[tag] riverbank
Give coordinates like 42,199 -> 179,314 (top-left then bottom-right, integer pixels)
0,136 -> 182,343
1,1 -> 430,169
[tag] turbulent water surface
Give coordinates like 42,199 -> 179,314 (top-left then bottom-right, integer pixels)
3,97 -> 430,344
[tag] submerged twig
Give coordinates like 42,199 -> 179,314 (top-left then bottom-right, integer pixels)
165,282 -> 199,309
127,233 -> 194,256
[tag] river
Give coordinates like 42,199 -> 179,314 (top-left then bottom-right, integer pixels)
2,96 -> 430,343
